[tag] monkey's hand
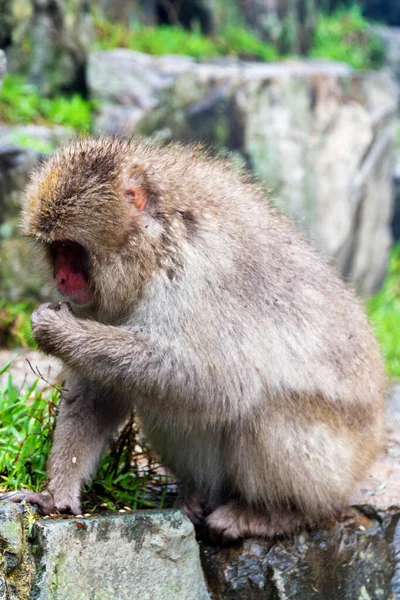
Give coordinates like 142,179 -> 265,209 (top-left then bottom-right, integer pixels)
31,302 -> 76,356
0,488 -> 82,516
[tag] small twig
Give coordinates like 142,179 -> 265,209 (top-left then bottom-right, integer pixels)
25,358 -> 63,393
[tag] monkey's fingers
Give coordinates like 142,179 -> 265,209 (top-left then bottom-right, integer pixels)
0,489 -> 55,515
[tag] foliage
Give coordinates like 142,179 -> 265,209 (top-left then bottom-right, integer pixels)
0,74 -> 95,133
93,5 -> 384,69
311,4 -> 385,70
0,367 -> 57,491
0,300 -> 36,349
367,243 -> 400,379
87,416 -> 170,512
93,16 -> 278,61
0,367 -> 170,512
217,25 -> 278,62
3,132 -> 56,153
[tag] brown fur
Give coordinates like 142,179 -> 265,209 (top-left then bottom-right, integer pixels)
5,137 -> 384,539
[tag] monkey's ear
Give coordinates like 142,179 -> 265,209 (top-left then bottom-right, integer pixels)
125,187 -> 147,211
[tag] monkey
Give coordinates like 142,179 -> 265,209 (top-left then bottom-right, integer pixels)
1,137 -> 385,540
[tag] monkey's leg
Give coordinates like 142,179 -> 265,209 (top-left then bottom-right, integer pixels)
206,501 -> 316,540
2,373 -> 131,515
175,486 -> 213,525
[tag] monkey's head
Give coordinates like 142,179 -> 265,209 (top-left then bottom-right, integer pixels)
22,138 -> 167,320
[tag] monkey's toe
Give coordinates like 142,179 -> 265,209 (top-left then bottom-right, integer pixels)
206,504 -> 246,541
54,499 -> 82,515
0,489 -> 55,515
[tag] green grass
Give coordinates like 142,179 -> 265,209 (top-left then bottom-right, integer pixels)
0,363 -> 170,511
0,74 -> 95,133
93,5 -> 384,70
0,363 -> 57,491
311,4 -> 385,70
93,16 -> 279,61
367,243 -> 400,379
0,300 -> 36,349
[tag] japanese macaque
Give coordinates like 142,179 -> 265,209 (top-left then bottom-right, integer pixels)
2,138 -> 385,540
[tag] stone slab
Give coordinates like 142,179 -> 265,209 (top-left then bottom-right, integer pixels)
30,509 -> 210,600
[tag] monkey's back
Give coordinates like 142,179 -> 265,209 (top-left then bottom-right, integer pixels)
127,142 -> 384,506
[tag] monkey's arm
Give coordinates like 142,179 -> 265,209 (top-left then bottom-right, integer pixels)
32,303 -> 196,400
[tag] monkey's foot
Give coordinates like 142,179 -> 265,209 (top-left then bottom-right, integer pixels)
175,488 -> 207,525
206,501 -> 309,541
0,489 -> 82,516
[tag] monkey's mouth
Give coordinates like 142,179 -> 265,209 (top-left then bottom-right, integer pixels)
52,240 -> 94,305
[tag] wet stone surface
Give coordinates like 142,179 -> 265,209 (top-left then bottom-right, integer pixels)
200,509 -> 395,599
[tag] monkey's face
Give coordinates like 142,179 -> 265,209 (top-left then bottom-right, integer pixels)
22,139 -> 157,318
51,240 -> 94,306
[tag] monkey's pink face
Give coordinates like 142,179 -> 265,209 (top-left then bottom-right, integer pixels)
52,240 -> 94,306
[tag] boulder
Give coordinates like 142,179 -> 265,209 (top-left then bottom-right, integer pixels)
30,510 -> 210,600
0,144 -> 46,300
0,126 -> 74,300
0,502 -> 24,576
393,150 -> 400,240
6,0 -> 93,96
374,26 -> 400,86
0,51 -> 5,87
89,51 -> 399,296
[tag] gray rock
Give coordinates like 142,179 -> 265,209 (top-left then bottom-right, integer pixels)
0,125 -> 73,300
0,501 -> 24,576
0,51 -> 6,89
9,0 -> 92,96
0,574 -> 8,600
30,509 -> 210,600
0,145 -> 46,300
392,150 -> 400,240
0,125 -> 74,153
201,514 -> 395,599
373,25 -> 400,86
89,51 -> 398,296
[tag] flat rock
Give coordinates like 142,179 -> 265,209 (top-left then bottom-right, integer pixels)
30,509 -> 210,600
88,51 -> 399,296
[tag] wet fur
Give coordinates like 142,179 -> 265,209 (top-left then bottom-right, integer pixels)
14,137 -> 384,538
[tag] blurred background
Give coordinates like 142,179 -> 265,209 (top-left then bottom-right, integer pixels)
2,0 -> 400,367
0,0 -> 400,506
